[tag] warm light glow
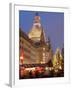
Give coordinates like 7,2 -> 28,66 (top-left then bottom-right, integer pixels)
41,61 -> 45,64
34,23 -> 41,27
45,67 -> 48,70
20,56 -> 24,60
49,67 -> 52,71
43,48 -> 45,51
59,66 -> 62,70
25,68 -> 35,71
54,69 -> 58,72
43,53 -> 45,56
28,28 -> 42,40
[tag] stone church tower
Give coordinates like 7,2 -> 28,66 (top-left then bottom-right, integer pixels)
28,12 -> 52,64
28,12 -> 46,43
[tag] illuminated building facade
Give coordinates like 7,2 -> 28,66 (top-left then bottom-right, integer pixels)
20,29 -> 37,64
19,13 -> 53,65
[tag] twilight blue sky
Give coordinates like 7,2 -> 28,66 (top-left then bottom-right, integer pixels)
19,10 -> 64,52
